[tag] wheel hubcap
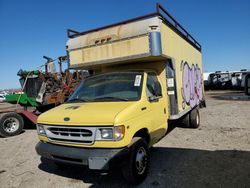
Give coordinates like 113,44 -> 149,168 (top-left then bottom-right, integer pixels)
135,147 -> 147,174
196,113 -> 200,125
3,117 -> 19,133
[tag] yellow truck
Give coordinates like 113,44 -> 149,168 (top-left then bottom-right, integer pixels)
36,4 -> 205,184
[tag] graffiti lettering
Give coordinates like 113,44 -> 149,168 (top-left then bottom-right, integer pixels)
181,62 -> 202,109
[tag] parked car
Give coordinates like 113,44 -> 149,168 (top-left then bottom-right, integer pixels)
0,94 -> 6,102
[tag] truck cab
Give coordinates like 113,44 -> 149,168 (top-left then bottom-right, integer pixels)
36,4 -> 205,184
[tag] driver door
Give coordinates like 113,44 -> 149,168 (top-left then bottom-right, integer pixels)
146,72 -> 166,143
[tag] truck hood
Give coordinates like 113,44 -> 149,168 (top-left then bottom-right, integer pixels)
37,102 -> 134,126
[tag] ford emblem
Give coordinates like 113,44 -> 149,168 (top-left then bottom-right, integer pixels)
64,117 -> 70,121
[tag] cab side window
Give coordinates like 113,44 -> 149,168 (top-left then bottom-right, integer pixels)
146,72 -> 161,97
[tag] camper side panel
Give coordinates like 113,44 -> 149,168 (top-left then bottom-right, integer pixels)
161,23 -> 204,115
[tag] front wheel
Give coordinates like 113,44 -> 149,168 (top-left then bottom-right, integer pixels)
0,112 -> 24,137
122,138 -> 149,184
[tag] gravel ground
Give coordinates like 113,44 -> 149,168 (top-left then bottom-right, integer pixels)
0,91 -> 249,188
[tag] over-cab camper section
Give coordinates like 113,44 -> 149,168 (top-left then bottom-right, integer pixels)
66,3 -> 204,119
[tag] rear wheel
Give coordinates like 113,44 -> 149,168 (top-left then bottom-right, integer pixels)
189,108 -> 200,128
0,112 -> 24,137
180,113 -> 190,128
122,138 -> 149,184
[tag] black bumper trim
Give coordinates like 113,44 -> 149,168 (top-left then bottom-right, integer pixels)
35,141 -> 128,170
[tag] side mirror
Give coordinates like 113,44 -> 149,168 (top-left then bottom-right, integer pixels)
154,81 -> 162,97
148,81 -> 162,102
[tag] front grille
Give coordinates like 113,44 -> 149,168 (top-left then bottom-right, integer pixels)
43,125 -> 96,145
49,127 -> 93,137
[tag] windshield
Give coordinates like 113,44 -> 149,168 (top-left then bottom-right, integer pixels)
68,72 -> 143,102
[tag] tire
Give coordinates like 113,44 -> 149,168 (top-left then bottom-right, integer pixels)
180,113 -> 190,128
189,108 -> 200,128
122,138 -> 149,185
0,112 -> 24,137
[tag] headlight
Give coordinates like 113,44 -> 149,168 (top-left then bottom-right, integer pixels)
95,125 -> 125,141
95,128 -> 113,140
37,124 -> 46,136
100,128 -> 113,139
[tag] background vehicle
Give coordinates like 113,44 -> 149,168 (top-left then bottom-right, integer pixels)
0,94 -> 5,103
245,73 -> 250,95
36,3 -> 205,184
0,56 -> 85,137
204,69 -> 250,90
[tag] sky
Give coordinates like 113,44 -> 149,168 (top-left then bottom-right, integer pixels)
0,0 -> 249,90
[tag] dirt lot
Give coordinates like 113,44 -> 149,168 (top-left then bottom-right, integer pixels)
0,91 -> 249,188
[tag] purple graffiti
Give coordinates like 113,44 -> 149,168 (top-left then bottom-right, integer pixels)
182,62 -> 203,109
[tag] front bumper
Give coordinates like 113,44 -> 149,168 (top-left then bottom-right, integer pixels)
36,141 -> 129,170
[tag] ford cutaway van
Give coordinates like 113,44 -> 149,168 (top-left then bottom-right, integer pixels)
36,3 -> 205,184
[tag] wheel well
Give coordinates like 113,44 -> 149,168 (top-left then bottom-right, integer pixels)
133,128 -> 150,144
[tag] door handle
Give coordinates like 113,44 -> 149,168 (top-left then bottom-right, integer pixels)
141,107 -> 147,111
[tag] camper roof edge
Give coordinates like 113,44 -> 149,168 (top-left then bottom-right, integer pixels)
67,3 -> 201,52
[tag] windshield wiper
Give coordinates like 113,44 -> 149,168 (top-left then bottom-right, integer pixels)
93,96 -> 129,101
67,98 -> 89,103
